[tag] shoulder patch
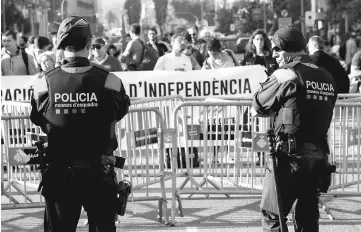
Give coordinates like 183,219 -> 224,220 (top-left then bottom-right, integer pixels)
32,77 -> 48,101
273,69 -> 298,83
104,73 -> 121,92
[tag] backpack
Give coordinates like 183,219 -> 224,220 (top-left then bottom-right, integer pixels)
138,39 -> 160,71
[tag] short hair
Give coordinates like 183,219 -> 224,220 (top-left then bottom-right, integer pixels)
92,37 -> 106,45
206,38 -> 222,52
34,36 -> 52,50
149,27 -> 157,34
171,33 -> 184,42
309,36 -> 325,50
130,24 -> 141,35
3,30 -> 17,40
184,33 -> 192,43
188,26 -> 199,33
20,36 -> 28,43
28,35 -> 35,44
37,51 -> 56,63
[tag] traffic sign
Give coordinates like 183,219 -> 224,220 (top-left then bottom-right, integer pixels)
278,17 -> 292,29
252,133 -> 269,152
252,8 -> 262,20
281,9 -> 288,17
230,24 -> 235,32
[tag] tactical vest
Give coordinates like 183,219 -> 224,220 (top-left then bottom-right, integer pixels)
272,61 -> 337,143
43,64 -> 118,164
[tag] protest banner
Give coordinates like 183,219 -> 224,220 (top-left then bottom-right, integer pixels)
1,65 -> 267,101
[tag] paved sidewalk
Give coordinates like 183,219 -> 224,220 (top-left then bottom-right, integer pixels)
2,195 -> 361,232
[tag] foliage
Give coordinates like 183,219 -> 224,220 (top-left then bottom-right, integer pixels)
171,0 -> 202,25
105,10 -> 118,28
327,0 -> 361,29
2,1 -> 30,34
124,0 -> 142,25
153,0 -> 168,33
215,9 -> 234,34
231,0 -> 311,35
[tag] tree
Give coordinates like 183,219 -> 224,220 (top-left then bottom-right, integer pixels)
124,0 -> 142,25
2,1 -> 30,34
105,10 -> 118,28
153,0 -> 168,34
215,9 -> 234,34
171,0 -> 202,25
327,0 -> 361,31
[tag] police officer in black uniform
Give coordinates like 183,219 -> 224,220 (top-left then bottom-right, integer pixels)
252,26 -> 337,231
30,16 -> 130,232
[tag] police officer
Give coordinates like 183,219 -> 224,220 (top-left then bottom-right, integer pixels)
252,26 -> 337,232
30,16 -> 130,232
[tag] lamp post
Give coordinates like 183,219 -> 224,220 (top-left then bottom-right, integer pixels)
61,0 -> 66,20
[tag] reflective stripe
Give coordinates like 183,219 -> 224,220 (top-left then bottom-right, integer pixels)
32,77 -> 48,101
104,73 -> 121,92
61,66 -> 92,73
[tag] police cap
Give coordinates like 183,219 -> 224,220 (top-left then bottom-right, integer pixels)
56,16 -> 92,49
272,26 -> 306,52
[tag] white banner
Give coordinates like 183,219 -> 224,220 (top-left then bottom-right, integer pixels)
1,65 -> 267,101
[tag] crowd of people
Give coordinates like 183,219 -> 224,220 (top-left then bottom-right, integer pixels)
2,23 -> 361,93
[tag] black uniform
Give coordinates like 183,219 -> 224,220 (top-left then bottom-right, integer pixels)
253,27 -> 338,232
30,16 -> 130,232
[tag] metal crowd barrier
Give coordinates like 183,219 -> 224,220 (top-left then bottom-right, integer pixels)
1,106 -> 170,224
119,107 -> 169,224
166,100 -> 361,225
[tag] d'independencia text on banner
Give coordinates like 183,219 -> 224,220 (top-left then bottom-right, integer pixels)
1,65 -> 267,101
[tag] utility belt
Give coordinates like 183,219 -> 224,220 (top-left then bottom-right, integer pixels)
72,155 -> 126,169
275,132 -> 329,154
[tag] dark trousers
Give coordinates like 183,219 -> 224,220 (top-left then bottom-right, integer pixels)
261,143 -> 327,232
42,165 -> 117,232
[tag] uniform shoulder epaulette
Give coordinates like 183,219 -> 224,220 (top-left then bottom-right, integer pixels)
104,73 -> 122,92
44,66 -> 61,78
92,63 -> 110,74
273,69 -> 298,83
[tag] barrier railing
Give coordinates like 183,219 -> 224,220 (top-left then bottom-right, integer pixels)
1,107 -> 169,224
120,107 -> 169,224
167,100 -> 361,225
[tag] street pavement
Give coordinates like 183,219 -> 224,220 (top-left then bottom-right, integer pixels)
2,195 -> 361,232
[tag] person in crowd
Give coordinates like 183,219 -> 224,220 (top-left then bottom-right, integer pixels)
33,36 -> 52,69
153,33 -> 192,71
345,31 -> 358,73
107,44 -> 120,58
90,37 -> 122,72
30,16 -> 130,232
202,38 -> 238,70
349,50 -> 361,93
119,24 -> 144,71
161,33 -> 173,51
183,33 -> 201,70
49,32 -> 58,53
252,26 -> 337,232
55,49 -> 65,67
147,27 -> 168,57
1,30 -> 37,75
201,30 -> 212,43
19,36 -> 28,51
183,33 -> 204,68
308,36 -> 350,93
27,35 -> 36,55
188,26 -> 207,60
37,51 -> 56,75
241,29 -> 277,75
